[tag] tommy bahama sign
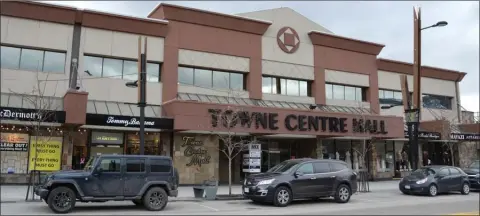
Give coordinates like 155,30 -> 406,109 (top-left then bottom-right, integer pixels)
207,109 -> 389,134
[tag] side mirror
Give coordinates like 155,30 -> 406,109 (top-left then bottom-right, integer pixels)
294,171 -> 304,177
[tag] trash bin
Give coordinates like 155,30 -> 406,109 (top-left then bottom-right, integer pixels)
203,180 -> 218,200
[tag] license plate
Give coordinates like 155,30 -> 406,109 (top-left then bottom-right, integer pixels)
244,188 -> 249,193
404,185 -> 411,189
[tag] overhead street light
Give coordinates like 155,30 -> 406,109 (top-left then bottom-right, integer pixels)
421,21 -> 448,31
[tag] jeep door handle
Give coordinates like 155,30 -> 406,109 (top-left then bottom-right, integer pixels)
310,177 -> 317,180
330,176 -> 336,178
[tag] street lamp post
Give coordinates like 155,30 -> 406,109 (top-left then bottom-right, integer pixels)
125,37 -> 148,155
410,7 -> 448,170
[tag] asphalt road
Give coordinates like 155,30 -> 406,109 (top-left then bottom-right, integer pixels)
1,190 -> 478,215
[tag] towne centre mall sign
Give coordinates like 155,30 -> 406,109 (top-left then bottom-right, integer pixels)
207,109 -> 389,134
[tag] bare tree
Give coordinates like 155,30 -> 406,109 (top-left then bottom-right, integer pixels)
208,90 -> 251,196
8,68 -> 63,201
351,102 -> 376,193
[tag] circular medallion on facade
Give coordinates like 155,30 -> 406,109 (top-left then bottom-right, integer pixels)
277,27 -> 300,54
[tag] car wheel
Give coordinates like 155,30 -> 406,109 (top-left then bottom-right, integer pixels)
143,187 -> 168,211
132,200 -> 143,206
334,184 -> 351,203
273,186 -> 292,207
428,184 -> 438,197
47,186 -> 76,214
460,183 -> 470,195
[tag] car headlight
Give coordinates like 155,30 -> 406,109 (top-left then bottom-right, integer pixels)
257,179 -> 275,185
416,178 -> 428,184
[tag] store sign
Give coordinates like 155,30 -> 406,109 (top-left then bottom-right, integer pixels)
0,107 -> 66,123
28,136 -> 62,172
85,113 -> 173,129
243,143 -> 262,173
0,133 -> 29,152
182,136 -> 211,167
404,131 -> 441,140
208,109 -> 389,134
91,131 -> 124,145
450,133 -> 480,141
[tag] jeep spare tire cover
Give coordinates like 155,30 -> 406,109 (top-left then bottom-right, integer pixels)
174,167 -> 179,186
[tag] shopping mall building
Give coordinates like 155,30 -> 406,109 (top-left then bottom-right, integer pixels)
1,1 -> 479,184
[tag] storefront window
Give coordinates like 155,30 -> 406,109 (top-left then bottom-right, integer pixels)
336,140 -> 352,168
71,130 -> 88,170
375,142 -> 387,172
322,139 -> 335,160
90,131 -> 124,157
386,141 -> 394,171
394,141 -> 408,171
351,140 -> 367,172
126,133 -> 162,155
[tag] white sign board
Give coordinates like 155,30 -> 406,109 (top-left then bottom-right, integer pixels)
243,143 -> 262,173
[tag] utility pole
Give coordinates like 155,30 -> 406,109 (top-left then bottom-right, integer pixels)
409,6 -> 422,171
138,37 -> 147,155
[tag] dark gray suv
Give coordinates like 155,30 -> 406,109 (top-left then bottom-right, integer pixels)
243,158 -> 357,207
35,155 -> 179,214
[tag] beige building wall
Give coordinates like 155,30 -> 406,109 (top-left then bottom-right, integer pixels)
78,27 -> 165,105
173,134 -> 219,184
0,16 -> 72,97
378,70 -> 459,122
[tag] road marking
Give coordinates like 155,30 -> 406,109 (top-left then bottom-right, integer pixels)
193,202 -> 220,212
449,212 -> 480,215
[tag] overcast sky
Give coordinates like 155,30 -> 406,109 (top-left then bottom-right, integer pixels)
48,1 -> 479,112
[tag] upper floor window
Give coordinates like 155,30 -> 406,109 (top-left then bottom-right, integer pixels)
83,55 -> 161,82
262,76 -> 311,97
178,66 -> 245,90
1,45 -> 66,73
326,83 -> 365,101
422,94 -> 452,110
379,89 -> 403,104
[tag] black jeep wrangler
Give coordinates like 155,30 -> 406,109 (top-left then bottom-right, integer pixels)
35,155 -> 179,214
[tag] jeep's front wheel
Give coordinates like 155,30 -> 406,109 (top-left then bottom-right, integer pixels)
47,186 -> 76,214
143,187 -> 168,211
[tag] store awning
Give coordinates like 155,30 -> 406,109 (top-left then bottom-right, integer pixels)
176,93 -> 372,115
1,93 -> 63,111
86,100 -> 162,118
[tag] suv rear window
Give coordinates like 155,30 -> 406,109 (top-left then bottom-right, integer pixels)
313,162 -> 330,173
126,159 -> 146,172
150,159 -> 171,173
330,163 -> 348,172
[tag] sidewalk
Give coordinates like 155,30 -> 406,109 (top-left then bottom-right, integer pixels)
0,180 -> 399,203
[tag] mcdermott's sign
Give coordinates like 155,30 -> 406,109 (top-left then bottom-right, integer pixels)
207,109 -> 390,135
0,107 -> 65,123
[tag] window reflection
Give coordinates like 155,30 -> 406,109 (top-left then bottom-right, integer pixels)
422,94 -> 452,110
286,79 -> 299,96
84,56 -> 103,77
177,66 -> 245,90
1,46 -> 65,73
20,49 -> 44,72
333,85 -> 344,100
262,77 -> 272,93
147,63 -> 160,82
1,46 -> 21,69
326,84 -> 333,99
43,51 -> 65,73
344,86 -> 356,101
194,69 -> 212,88
123,60 -> 137,81
327,83 -> 364,101
230,73 -> 244,90
83,55 -> 161,82
102,58 -> 123,79
178,67 -> 194,85
379,89 -> 405,104
299,81 -> 308,96
213,71 -> 230,89
263,76 -> 309,97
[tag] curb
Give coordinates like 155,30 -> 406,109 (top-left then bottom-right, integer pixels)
0,196 -> 247,204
